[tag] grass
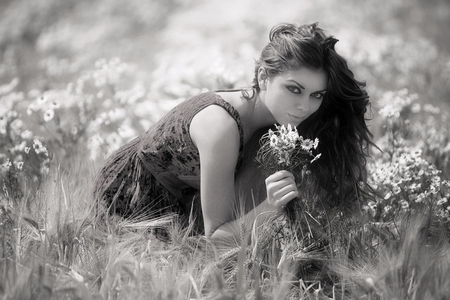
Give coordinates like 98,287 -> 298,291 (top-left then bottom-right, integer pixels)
1,164 -> 450,300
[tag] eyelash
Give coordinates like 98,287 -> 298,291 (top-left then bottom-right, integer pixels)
286,86 -> 301,94
312,93 -> 325,100
286,86 -> 325,99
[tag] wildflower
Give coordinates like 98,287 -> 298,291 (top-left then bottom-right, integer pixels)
49,100 -> 60,110
33,139 -> 49,156
437,197 -> 448,206
267,125 -> 301,166
7,111 -> 17,119
43,109 -> 55,122
10,119 -> 23,132
15,141 -> 27,152
37,95 -> 47,104
27,89 -> 41,98
415,193 -> 426,203
1,159 -> 12,171
257,124 -> 321,173
108,108 -> 126,122
97,91 -> 104,99
411,103 -> 421,113
368,201 -> 377,210
400,200 -> 409,210
423,104 -> 440,114
269,133 -> 278,148
15,161 -> 24,170
21,130 -> 33,139
24,147 -> 30,154
300,138 -> 316,151
392,184 -> 401,195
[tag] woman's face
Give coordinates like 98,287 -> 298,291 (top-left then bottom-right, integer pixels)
261,67 -> 327,127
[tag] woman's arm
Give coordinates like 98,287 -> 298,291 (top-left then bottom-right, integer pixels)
190,105 -> 298,246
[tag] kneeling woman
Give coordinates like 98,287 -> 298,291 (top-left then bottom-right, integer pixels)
93,22 -> 373,244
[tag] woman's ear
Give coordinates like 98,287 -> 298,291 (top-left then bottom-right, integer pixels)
257,67 -> 268,90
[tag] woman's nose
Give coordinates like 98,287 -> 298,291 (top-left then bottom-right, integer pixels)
297,99 -> 309,112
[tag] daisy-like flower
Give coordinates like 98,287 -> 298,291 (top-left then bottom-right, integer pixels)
43,109 -> 55,122
36,96 -> 48,105
49,100 -> 60,110
33,139 -> 49,156
257,124 -> 321,173
15,161 -> 24,170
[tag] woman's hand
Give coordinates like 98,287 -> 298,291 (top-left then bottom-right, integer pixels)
265,170 -> 298,212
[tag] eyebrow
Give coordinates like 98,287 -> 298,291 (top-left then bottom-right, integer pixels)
287,79 -> 327,93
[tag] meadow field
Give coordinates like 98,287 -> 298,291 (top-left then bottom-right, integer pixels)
1,0 -> 450,299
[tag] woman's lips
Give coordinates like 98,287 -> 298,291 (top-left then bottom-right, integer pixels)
288,113 -> 305,120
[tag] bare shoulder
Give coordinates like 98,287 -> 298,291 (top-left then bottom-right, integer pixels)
190,104 -> 240,151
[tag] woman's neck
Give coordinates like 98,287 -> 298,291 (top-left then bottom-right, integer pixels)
216,90 -> 275,144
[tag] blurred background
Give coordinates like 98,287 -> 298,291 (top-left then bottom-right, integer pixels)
2,0 -> 449,93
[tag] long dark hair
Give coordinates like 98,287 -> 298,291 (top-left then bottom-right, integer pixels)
250,22 -> 375,210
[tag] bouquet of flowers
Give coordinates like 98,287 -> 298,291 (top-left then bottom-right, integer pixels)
256,124 -> 321,176
256,124 -> 322,223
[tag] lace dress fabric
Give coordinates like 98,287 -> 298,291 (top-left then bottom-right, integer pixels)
93,92 -> 244,232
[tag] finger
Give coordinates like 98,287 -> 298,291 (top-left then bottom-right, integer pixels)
270,189 -> 299,210
266,170 -> 295,182
278,190 -> 299,206
273,183 -> 297,200
266,177 -> 296,191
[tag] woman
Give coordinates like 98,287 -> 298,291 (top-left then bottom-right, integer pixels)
93,22 -> 373,244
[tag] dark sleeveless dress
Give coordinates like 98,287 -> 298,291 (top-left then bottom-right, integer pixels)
93,92 -> 245,232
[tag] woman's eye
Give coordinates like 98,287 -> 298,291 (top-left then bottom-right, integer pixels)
312,93 -> 325,100
287,86 -> 301,94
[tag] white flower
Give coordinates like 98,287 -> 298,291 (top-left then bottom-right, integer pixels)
49,100 -> 60,110
411,103 -> 421,113
27,89 -> 41,98
400,200 -> 409,210
2,159 -> 12,171
437,197 -> 448,206
313,138 -> 319,149
21,130 -> 33,139
10,119 -> 23,132
33,139 -> 49,156
96,91 -> 104,98
37,95 -> 47,104
43,109 -> 55,122
15,161 -> 24,170
15,141 -> 26,152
